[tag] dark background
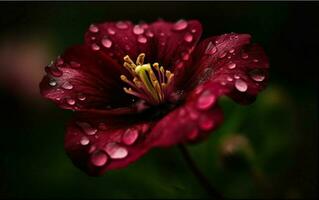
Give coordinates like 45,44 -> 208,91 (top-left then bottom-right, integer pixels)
0,2 -> 317,198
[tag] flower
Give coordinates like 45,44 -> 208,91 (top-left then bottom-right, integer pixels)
39,19 -> 269,176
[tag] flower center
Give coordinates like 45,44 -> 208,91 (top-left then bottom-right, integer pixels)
120,53 -> 174,105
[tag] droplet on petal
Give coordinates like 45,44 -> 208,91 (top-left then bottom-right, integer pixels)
253,59 -> 259,63
205,41 -> 217,55
67,98 -> 76,105
49,79 -> 57,86
227,62 -> 236,69
199,115 -> 214,131
241,52 -> 249,59
105,143 -> 128,159
229,48 -> 235,53
137,35 -> 147,44
133,25 -> 144,35
107,27 -> 116,35
89,24 -> 99,33
196,91 -> 216,110
249,69 -> 265,82
173,19 -> 188,31
122,129 -> 139,145
116,21 -> 128,29
80,136 -> 90,145
45,66 -> 63,77
91,150 -> 108,167
76,122 -> 97,135
145,30 -> 154,38
91,43 -> 100,51
235,79 -> 248,92
101,37 -> 112,48
219,52 -> 227,58
61,81 -> 73,90
77,93 -> 86,101
184,33 -> 193,43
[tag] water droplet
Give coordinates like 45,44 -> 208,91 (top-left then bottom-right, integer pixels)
249,69 -> 265,82
105,143 -> 128,159
227,76 -> 233,82
234,74 -> 240,79
191,29 -> 197,33
137,35 -> 147,44
91,36 -> 96,41
229,48 -> 235,53
219,52 -> 227,58
133,25 -> 144,35
116,21 -> 128,29
199,115 -> 214,131
122,129 -> 139,145
160,42 -> 166,46
89,24 -> 99,33
101,37 -> 112,48
187,128 -> 198,140
205,42 -> 217,55
67,98 -> 75,105
76,122 -> 97,135
235,79 -> 248,92
253,59 -> 259,63
160,32 -> 165,37
227,62 -> 236,69
77,93 -> 86,101
197,91 -> 216,110
145,30 -> 154,37
91,43 -> 100,51
61,81 -> 73,90
189,109 -> 199,120
70,61 -> 80,68
107,27 -> 116,35
181,52 -> 190,61
49,79 -> 57,86
184,33 -> 193,43
241,52 -> 249,59
80,136 -> 90,145
91,150 -> 108,166
173,19 -> 188,31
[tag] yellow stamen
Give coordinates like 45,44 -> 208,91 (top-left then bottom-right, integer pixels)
120,53 -> 174,105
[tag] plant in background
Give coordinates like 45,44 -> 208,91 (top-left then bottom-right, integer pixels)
40,19 -> 269,198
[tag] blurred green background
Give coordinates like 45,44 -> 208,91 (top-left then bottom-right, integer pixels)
0,2 -> 317,199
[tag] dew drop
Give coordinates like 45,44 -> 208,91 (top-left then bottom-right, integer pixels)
91,43 -> 100,51
61,81 -> 73,90
107,27 -> 116,35
196,91 -> 216,110
116,21 -> 128,29
227,62 -> 236,69
253,59 -> 259,63
70,61 -> 81,68
89,24 -> 99,33
181,52 -> 190,61
235,79 -> 248,92
205,41 -> 217,55
145,30 -> 154,37
133,25 -> 144,35
199,115 -> 214,131
250,69 -> 265,82
101,37 -> 112,48
77,93 -> 86,101
45,66 -> 62,77
173,19 -> 188,31
76,122 -> 97,135
122,129 -> 139,145
49,79 -> 57,86
105,143 -> 128,159
241,52 -> 249,59
67,98 -> 76,105
219,52 -> 227,58
137,35 -> 147,44
91,150 -> 108,166
184,33 -> 193,43
229,48 -> 235,53
191,29 -> 197,33
227,76 -> 233,82
234,74 -> 240,79
80,136 -> 90,145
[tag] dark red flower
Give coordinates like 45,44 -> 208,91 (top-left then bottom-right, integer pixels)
40,19 -> 269,176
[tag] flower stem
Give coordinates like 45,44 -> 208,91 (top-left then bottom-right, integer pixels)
179,144 -> 224,199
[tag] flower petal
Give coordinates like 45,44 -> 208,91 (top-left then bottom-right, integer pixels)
186,33 -> 269,104
40,45 -> 132,111
84,20 -> 202,72
65,115 -> 153,176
